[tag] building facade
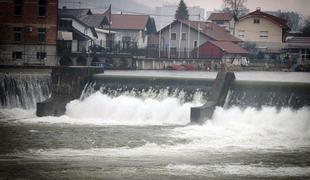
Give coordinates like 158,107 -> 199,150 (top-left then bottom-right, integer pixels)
106,14 -> 156,49
157,20 -> 242,59
57,8 -> 111,66
0,0 -> 58,66
235,8 -> 289,50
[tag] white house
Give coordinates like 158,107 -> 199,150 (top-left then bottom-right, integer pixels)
104,13 -> 157,49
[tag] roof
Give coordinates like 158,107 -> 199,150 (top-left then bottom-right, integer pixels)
79,14 -> 108,28
239,9 -> 289,29
58,8 -> 92,18
208,13 -> 235,21
109,14 -> 150,30
286,37 -> 310,49
207,41 -> 249,54
58,9 -> 98,38
176,20 -> 242,42
286,37 -> 310,44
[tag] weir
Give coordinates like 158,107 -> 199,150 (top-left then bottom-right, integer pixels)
36,67 -> 104,116
32,67 -> 310,123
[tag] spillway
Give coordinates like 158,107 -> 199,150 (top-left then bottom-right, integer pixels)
0,70 -> 310,179
0,72 -> 51,109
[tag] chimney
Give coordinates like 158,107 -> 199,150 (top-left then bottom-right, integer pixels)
256,7 -> 261,11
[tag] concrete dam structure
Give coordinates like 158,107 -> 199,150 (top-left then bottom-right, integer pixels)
32,67 -> 310,124
36,67 -> 104,116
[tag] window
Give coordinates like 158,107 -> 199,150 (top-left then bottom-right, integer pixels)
216,20 -> 224,25
14,0 -> 22,16
59,20 -> 72,28
39,0 -> 46,17
36,52 -> 46,60
12,51 -> 22,59
181,33 -> 187,40
254,17 -> 260,24
13,27 -> 22,42
171,33 -> 176,40
260,31 -> 268,38
194,40 -> 198,48
38,28 -> 46,43
238,30 -> 245,38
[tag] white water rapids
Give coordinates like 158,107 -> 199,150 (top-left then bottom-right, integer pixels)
1,89 -> 310,178
2,91 -> 309,153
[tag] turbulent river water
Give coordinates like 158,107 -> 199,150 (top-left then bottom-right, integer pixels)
0,71 -> 310,179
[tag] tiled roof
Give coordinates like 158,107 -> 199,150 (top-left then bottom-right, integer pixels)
208,41 -> 248,54
208,13 -> 234,21
80,14 -> 108,28
110,14 -> 150,30
178,20 -> 242,42
239,9 -> 289,29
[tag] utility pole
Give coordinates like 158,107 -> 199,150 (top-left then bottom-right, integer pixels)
108,4 -> 112,52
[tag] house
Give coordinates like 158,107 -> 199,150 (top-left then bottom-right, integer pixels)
208,12 -> 236,35
104,13 -> 157,49
195,41 -> 248,59
157,19 -> 242,58
58,8 -> 102,66
78,13 -> 112,48
194,41 -> 249,68
0,0 -> 57,66
285,37 -> 310,65
235,8 -> 289,50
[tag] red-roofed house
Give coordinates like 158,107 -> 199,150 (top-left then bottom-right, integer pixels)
196,41 -> 248,58
105,13 -> 156,49
235,8 -> 289,50
208,13 -> 236,35
194,41 -> 249,67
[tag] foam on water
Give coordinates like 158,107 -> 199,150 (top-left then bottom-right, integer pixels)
0,108 -> 35,121
170,106 -> 310,150
10,91 -> 310,153
18,91 -> 202,126
166,164 -> 310,177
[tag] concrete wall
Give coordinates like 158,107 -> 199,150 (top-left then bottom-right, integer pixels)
37,67 -> 104,116
134,58 -> 209,70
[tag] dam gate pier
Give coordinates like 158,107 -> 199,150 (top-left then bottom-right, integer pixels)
36,67 -> 104,117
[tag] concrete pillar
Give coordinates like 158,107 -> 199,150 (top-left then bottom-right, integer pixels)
190,71 -> 235,124
36,67 -> 104,117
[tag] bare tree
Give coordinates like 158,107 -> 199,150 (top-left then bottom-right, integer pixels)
223,0 -> 248,17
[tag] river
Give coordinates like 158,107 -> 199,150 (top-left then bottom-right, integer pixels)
0,70 -> 309,179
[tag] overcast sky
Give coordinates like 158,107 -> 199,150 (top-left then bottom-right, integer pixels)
136,0 -> 310,16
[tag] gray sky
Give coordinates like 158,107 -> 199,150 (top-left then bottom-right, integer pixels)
136,0 -> 310,16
